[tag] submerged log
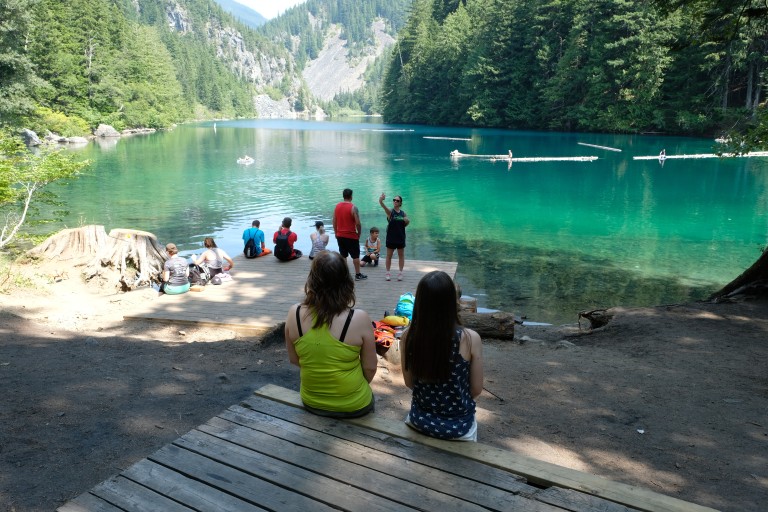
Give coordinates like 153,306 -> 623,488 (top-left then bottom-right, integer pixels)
27,225 -> 168,290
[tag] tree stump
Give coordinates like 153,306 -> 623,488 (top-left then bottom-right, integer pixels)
26,225 -> 110,263
27,225 -> 168,291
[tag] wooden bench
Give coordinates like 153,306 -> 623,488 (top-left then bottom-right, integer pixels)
256,384 -> 716,512
59,384 -> 717,512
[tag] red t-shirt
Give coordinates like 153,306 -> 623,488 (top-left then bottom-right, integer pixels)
334,201 -> 358,239
273,228 -> 297,251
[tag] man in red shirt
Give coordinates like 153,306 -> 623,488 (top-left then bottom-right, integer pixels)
273,217 -> 302,261
332,188 -> 366,280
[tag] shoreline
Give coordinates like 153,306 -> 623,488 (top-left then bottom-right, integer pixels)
1,257 -> 766,511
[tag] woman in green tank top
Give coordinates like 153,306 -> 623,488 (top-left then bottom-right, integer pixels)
284,251 -> 377,418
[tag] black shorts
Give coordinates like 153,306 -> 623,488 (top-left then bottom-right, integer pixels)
386,242 -> 405,250
337,237 -> 360,258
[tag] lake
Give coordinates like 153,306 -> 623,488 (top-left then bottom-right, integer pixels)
41,119 -> 768,324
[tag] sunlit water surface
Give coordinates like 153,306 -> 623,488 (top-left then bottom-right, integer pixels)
40,119 -> 768,323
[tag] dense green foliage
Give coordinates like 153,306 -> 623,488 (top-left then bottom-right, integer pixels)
0,131 -> 89,248
382,0 -> 768,137
0,0 -> 289,133
0,0 -> 46,126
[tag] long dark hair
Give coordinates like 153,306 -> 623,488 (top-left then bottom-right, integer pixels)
404,271 -> 461,381
302,251 -> 355,328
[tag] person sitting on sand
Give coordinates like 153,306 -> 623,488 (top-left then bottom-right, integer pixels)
161,243 -> 190,295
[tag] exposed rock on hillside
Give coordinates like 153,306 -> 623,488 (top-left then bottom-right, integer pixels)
164,1 -> 293,91
254,95 -> 297,119
303,19 -> 395,101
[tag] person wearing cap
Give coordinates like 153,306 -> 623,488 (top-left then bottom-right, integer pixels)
309,221 -> 329,260
161,243 -> 190,295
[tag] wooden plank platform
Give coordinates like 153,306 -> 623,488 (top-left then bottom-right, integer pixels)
124,256 -> 457,334
60,385 -> 717,512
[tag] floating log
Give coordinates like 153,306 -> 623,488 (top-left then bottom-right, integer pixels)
450,150 -> 598,162
577,142 -> 622,152
633,151 -> 768,160
424,136 -> 471,141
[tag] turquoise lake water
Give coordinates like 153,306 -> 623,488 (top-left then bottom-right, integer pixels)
41,119 -> 768,324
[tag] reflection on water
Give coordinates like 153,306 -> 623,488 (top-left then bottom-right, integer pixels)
38,119 -> 768,324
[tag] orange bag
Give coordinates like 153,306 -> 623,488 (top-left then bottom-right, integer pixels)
372,321 -> 396,355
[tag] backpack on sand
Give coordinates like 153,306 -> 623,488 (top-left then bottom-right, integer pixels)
274,230 -> 292,260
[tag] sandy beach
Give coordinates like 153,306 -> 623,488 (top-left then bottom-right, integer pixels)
0,257 -> 766,511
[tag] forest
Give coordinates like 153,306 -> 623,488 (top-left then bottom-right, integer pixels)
0,0 -> 286,135
1,0 -> 766,145
381,0 -> 767,143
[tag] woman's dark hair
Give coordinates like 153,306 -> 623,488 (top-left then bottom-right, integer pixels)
203,237 -> 217,249
404,271 -> 461,382
303,251 -> 355,328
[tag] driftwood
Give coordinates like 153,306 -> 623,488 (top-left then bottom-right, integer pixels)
27,225 -> 168,290
578,308 -> 612,330
710,248 -> 768,300
459,311 -> 515,340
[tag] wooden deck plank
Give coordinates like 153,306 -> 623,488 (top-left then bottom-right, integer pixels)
123,257 -> 457,332
57,492 -> 124,512
531,487 -> 639,512
146,443 -> 340,512
200,414 -> 557,512
254,384 -> 717,512
88,476 -> 195,512
168,431 -> 420,512
121,459 -> 268,512
226,399 -> 533,494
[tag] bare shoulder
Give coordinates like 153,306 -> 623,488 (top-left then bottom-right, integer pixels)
352,308 -> 373,326
463,327 -> 482,346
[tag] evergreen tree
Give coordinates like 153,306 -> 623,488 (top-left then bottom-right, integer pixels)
0,0 -> 46,126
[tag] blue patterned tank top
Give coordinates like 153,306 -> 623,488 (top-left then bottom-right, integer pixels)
409,328 -> 476,439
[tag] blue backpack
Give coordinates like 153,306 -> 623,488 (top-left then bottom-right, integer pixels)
394,293 -> 415,321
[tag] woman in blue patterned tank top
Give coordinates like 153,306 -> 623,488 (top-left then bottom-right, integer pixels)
401,271 -> 484,441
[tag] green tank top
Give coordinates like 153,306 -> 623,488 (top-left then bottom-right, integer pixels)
294,307 -> 372,413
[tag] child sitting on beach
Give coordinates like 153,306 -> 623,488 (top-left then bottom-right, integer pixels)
361,227 -> 380,267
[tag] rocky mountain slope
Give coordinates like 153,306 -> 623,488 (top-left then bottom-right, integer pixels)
303,19 -> 395,101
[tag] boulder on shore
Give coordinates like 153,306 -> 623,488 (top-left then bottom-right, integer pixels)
94,124 -> 121,138
21,128 -> 41,146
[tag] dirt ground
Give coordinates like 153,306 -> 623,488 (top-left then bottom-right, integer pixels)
0,259 -> 766,512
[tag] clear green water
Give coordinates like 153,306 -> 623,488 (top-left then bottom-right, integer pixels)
41,119 -> 768,323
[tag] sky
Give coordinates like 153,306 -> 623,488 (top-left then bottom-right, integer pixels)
233,0 -> 307,19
